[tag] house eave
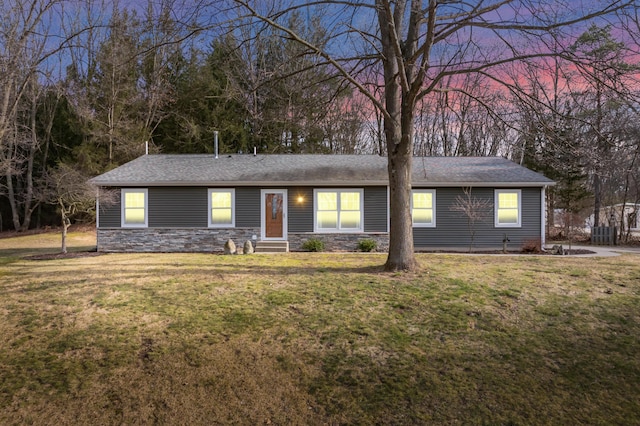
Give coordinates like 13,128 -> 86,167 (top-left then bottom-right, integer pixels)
90,180 -> 391,187
90,180 -> 554,188
412,181 -> 555,187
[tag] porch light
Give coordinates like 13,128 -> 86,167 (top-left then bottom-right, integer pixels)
297,195 -> 305,204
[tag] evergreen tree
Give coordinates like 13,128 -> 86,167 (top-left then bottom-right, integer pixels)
569,24 -> 638,226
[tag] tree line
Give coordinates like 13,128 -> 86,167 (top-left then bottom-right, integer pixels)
1,1 -> 639,257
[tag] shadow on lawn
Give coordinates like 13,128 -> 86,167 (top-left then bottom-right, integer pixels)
0,246 -> 98,260
10,250 -> 386,275
212,262 -> 385,275
0,253 -> 386,296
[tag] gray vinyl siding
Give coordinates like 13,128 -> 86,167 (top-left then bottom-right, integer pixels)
364,186 -> 388,232
98,188 -> 121,227
413,187 -> 542,249
286,186 -> 387,233
98,186 -> 251,228
288,187 -> 314,232
236,187 -> 260,227
98,186 -> 317,231
149,187 -> 208,227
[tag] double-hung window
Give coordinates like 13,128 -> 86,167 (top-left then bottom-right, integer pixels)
412,189 -> 436,227
315,189 -> 363,232
122,188 -> 148,227
495,190 -> 521,227
209,189 -> 235,227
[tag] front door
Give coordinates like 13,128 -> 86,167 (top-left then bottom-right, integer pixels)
262,189 -> 287,240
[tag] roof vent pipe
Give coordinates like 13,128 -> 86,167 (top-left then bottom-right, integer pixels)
254,146 -> 256,156
214,131 -> 219,159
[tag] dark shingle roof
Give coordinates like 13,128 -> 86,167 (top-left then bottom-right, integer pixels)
89,154 -> 554,187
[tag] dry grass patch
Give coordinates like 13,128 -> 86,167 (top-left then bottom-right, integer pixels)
6,336 -> 320,425
0,233 -> 639,424
0,227 -> 96,261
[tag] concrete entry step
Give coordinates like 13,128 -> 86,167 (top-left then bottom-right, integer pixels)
255,240 -> 289,253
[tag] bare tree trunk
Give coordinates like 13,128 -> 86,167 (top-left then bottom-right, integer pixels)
22,78 -> 41,231
594,174 -> 601,226
61,217 -> 69,254
6,170 -> 21,231
386,142 -> 417,271
22,140 -> 36,231
593,80 -> 603,227
378,0 -> 419,272
59,200 -> 72,254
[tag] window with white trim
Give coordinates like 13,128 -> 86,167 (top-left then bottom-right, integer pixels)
412,189 -> 436,227
209,189 -> 235,227
315,189 -> 363,232
122,188 -> 148,227
495,190 -> 521,227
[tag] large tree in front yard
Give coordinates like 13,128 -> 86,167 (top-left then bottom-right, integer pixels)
226,0 -> 633,271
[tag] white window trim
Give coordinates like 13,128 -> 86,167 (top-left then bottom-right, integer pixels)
314,188 -> 364,233
412,189 -> 436,228
495,189 -> 522,228
121,188 -> 148,228
208,188 -> 235,228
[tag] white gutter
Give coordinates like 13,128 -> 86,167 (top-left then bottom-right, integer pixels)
89,180 -> 555,188
541,185 -> 547,249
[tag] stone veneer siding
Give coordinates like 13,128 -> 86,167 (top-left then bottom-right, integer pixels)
288,233 -> 389,252
97,228 -> 389,253
97,228 -> 261,252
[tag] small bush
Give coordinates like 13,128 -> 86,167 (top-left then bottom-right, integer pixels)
301,238 -> 325,252
521,238 -> 542,253
358,238 -> 377,252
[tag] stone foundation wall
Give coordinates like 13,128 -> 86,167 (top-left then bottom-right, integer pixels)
97,228 -> 390,253
97,228 -> 260,253
288,233 -> 389,252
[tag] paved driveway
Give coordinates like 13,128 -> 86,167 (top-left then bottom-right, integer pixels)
561,245 -> 640,257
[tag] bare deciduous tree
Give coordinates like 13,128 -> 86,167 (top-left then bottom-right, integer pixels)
43,164 -> 103,253
0,0 -> 105,232
450,188 -> 491,253
0,0 -> 72,231
225,0 -> 633,271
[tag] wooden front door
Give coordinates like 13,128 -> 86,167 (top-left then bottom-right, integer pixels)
263,190 -> 287,239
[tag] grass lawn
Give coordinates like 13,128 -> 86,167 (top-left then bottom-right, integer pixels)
0,231 -> 639,424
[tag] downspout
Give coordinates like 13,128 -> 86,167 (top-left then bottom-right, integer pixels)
95,188 -> 100,251
541,185 -> 547,250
